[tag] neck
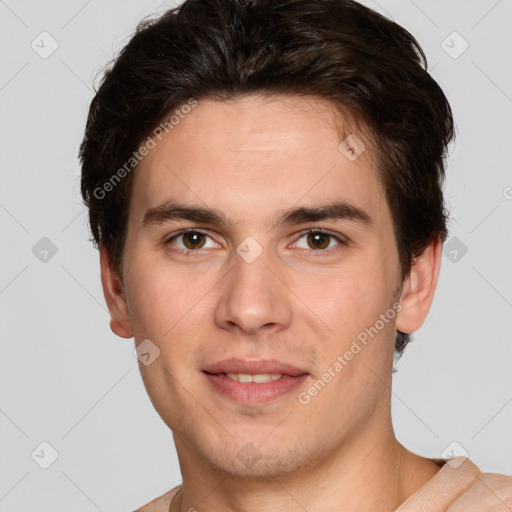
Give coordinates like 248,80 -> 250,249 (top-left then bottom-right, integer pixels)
170,415 -> 440,512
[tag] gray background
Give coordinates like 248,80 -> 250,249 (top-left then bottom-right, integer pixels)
1,0 -> 511,510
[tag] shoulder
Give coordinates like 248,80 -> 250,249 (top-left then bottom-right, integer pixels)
132,485 -> 182,512
395,457 -> 512,511
447,471 -> 512,511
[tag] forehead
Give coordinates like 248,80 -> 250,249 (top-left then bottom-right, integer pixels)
129,95 -> 389,231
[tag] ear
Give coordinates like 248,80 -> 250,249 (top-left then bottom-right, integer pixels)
395,236 -> 443,334
99,244 -> 133,339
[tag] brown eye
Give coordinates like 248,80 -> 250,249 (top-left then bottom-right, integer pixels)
292,229 -> 348,256
165,229 -> 217,254
181,231 -> 206,250
306,231 -> 331,250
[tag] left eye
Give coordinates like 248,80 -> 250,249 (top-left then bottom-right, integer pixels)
292,230 -> 346,252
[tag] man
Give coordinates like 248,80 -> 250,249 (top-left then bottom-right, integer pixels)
79,0 -> 512,510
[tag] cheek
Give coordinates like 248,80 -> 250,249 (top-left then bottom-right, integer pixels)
124,260 -> 187,342
125,263 -> 215,391
124,240 -> 221,328
315,263 -> 388,323
309,265 -> 398,369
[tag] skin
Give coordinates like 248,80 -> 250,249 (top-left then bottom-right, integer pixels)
100,95 -> 444,511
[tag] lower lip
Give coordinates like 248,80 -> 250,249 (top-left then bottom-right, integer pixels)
203,372 -> 309,405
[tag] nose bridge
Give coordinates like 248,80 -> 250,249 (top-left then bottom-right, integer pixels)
231,241 -> 273,294
214,240 -> 292,334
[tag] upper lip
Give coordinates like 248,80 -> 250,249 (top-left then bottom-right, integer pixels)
203,358 -> 308,377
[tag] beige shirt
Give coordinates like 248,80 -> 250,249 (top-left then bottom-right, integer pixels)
136,457 -> 512,511
395,457 -> 512,511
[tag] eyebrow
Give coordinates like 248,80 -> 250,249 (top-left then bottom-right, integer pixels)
142,199 -> 372,230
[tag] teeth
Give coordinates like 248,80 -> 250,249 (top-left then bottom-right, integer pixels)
225,372 -> 283,383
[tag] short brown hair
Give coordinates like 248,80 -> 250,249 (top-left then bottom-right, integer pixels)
79,0 -> 454,358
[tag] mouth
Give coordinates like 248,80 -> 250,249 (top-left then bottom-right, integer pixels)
202,358 -> 310,404
213,372 -> 290,383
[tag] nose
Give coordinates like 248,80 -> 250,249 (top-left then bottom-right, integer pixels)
214,245 -> 293,336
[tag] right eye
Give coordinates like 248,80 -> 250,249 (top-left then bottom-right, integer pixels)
164,229 -> 220,255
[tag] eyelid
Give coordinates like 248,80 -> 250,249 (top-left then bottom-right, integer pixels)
293,228 -> 350,245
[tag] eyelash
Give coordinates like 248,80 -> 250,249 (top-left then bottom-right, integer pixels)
163,228 -> 349,258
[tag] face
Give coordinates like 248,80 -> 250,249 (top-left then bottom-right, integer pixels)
103,95 -> 425,480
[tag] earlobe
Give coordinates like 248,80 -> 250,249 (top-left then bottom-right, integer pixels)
395,236 -> 443,335
99,245 -> 134,339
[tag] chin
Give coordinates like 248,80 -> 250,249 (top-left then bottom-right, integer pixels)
197,438 -> 322,481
